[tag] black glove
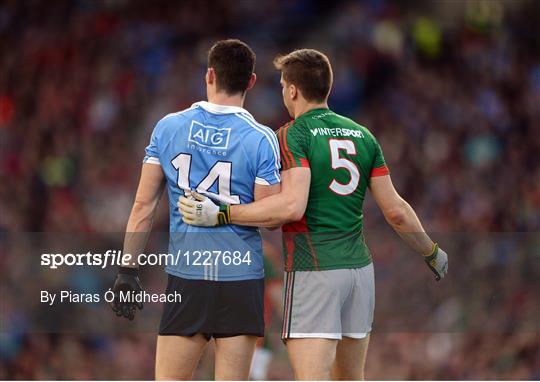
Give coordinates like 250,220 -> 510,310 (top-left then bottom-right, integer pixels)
111,267 -> 143,321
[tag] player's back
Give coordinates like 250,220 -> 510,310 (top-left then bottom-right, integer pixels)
144,101 -> 280,280
278,108 -> 389,271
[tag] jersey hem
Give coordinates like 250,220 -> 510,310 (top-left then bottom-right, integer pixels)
284,333 -> 342,340
255,177 -> 281,185
370,165 -> 389,177
285,259 -> 372,272
282,158 -> 310,171
143,156 -> 161,165
165,267 -> 265,281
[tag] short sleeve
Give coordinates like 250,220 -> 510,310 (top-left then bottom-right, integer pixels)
278,121 -> 310,170
370,136 -> 389,177
143,123 -> 161,165
255,132 -> 281,185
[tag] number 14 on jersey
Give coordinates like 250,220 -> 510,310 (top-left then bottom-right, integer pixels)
172,153 -> 240,204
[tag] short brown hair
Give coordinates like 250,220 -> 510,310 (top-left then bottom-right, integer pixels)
273,49 -> 333,102
208,39 -> 256,95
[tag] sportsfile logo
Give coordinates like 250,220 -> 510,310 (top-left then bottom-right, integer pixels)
188,120 -> 231,150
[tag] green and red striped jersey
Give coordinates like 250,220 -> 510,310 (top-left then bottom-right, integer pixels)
276,108 -> 389,271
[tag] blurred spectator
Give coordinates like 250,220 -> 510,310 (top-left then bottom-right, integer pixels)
0,0 -> 538,379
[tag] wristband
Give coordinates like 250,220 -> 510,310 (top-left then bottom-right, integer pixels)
119,266 -> 139,276
423,242 -> 439,261
217,204 -> 231,225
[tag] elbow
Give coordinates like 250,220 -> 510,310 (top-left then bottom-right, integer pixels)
282,196 -> 305,223
287,209 -> 305,223
384,204 -> 407,227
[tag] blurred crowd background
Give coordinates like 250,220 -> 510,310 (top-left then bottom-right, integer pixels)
1,0 -> 539,379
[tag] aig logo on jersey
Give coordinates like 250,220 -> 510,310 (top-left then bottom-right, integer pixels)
188,121 -> 231,153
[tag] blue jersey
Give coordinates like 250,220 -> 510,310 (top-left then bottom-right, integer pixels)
143,101 -> 280,281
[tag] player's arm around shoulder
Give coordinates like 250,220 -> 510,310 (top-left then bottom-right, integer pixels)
178,120 -> 312,227
234,166 -> 311,226
369,174 -> 448,281
178,167 -> 311,227
231,166 -> 311,226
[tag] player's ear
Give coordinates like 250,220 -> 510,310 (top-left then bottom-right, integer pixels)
289,84 -> 298,100
206,68 -> 215,85
246,73 -> 257,91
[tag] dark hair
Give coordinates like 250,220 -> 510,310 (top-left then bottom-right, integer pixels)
207,39 -> 256,95
273,49 -> 333,102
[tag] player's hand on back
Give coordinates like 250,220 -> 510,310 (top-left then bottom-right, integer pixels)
423,244 -> 448,281
111,267 -> 144,320
178,191 -> 231,227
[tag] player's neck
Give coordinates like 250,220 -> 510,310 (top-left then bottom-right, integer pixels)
294,102 -> 329,119
207,91 -> 246,109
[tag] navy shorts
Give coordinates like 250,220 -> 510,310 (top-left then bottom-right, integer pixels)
159,274 -> 265,340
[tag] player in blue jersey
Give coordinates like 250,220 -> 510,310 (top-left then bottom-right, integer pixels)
110,39 -> 280,380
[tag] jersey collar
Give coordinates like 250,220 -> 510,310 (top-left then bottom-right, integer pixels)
193,101 -> 252,117
299,107 -> 331,117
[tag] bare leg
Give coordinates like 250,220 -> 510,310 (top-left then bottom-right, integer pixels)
214,335 -> 258,380
155,334 -> 207,380
331,335 -> 370,380
286,338 -> 338,380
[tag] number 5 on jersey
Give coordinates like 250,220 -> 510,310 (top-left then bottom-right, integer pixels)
329,139 -> 360,196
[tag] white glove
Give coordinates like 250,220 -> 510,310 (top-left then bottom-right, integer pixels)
424,243 -> 448,281
177,191 -> 230,227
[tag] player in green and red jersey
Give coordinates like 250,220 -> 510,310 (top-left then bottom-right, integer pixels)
277,108 -> 388,272
179,49 -> 448,380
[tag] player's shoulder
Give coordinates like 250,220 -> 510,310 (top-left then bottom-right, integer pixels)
234,111 -> 275,136
354,121 -> 377,140
233,111 -> 279,148
333,112 -> 378,139
357,123 -> 379,143
277,119 -> 293,133
154,104 -> 200,131
278,118 -> 308,137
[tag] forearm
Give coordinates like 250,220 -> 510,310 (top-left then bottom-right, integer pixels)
387,200 -> 434,256
230,192 -> 299,227
123,203 -> 157,268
